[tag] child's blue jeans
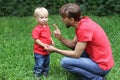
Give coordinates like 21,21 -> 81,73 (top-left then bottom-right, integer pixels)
60,52 -> 111,80
33,53 -> 50,76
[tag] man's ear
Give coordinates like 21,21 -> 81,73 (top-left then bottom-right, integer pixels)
70,17 -> 74,23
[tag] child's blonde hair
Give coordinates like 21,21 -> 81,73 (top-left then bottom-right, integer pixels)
34,7 -> 48,18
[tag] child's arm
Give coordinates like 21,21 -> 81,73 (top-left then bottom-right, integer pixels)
35,39 -> 48,48
51,38 -> 55,46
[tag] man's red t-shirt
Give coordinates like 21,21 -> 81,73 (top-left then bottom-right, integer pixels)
32,25 -> 52,55
76,16 -> 114,70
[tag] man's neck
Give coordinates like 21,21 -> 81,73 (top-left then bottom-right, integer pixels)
74,21 -> 80,28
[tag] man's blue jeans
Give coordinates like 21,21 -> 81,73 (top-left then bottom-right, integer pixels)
33,53 -> 50,76
60,52 -> 110,80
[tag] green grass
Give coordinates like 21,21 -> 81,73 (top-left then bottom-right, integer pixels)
0,15 -> 120,80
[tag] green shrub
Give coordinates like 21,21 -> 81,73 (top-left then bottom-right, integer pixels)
0,0 -> 119,16
83,0 -> 120,16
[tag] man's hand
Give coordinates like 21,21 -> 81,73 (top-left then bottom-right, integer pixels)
43,44 -> 49,49
44,45 -> 56,53
53,24 -> 61,40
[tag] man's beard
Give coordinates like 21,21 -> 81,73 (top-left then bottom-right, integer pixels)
66,23 -> 71,28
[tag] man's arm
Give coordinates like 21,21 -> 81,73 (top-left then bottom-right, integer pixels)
53,24 -> 77,49
46,41 -> 87,58
59,36 -> 77,49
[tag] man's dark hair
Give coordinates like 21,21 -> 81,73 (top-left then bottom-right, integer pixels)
60,3 -> 81,21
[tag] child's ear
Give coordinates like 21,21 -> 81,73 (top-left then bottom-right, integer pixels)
35,18 -> 38,22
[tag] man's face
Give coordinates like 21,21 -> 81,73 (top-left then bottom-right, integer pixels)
61,17 -> 72,28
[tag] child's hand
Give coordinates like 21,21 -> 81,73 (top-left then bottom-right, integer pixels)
43,44 -> 49,49
44,45 -> 57,53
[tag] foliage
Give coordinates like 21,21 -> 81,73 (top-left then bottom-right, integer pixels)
83,0 -> 120,16
0,0 -> 119,16
0,0 -> 78,16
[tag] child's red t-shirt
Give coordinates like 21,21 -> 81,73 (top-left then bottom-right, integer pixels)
32,25 -> 51,55
76,16 -> 114,70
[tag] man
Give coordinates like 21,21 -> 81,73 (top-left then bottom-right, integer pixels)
45,3 -> 114,80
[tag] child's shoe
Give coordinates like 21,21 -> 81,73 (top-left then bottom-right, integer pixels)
43,72 -> 49,77
34,74 -> 40,80
102,77 -> 107,80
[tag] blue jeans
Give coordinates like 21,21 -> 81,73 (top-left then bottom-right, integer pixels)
60,52 -> 111,80
33,53 -> 50,76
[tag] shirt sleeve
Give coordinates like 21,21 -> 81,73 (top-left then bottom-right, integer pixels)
77,28 -> 93,42
32,28 -> 40,39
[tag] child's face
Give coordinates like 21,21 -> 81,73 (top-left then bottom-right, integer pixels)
36,13 -> 48,26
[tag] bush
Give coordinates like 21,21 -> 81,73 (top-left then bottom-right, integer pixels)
0,0 -> 79,16
83,0 -> 120,16
0,0 -> 119,16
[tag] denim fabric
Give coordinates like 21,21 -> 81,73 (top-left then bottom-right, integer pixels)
60,52 -> 110,80
33,53 -> 50,76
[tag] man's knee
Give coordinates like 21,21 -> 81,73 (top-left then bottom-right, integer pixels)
60,57 -> 70,68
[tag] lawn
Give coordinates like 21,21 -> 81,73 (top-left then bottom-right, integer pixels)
0,15 -> 120,80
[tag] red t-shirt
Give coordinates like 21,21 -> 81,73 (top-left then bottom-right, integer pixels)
32,25 -> 52,55
76,16 -> 114,70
